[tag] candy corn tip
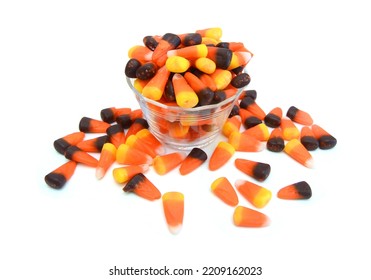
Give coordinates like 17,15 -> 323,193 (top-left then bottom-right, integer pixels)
168,224 -> 182,235
234,179 -> 245,188
257,142 -> 265,152
305,158 -> 314,169
155,146 -> 166,155
140,164 -> 150,172
95,167 -> 105,180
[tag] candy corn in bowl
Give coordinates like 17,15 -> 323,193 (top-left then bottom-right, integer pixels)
125,28 -> 253,150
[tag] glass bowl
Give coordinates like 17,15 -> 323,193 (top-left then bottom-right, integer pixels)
126,77 -> 245,150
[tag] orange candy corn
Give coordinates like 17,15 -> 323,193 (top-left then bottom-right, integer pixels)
280,118 -> 300,141
196,27 -> 223,41
239,108 -> 262,129
64,146 -> 98,167
264,107 -> 282,128
106,124 -> 126,148
172,73 -> 199,108
300,126 -> 319,151
44,160 -> 77,189
242,123 -> 270,141
142,65 -> 171,100
209,141 -> 235,171
128,45 -> 153,62
284,139 -> 314,168
277,181 -> 312,200
167,43 -> 208,60
179,147 -> 207,175
53,131 -> 85,155
235,179 -> 272,208
209,68 -> 232,90
227,51 -> 253,70
125,134 -> 158,158
206,46 -> 233,69
76,135 -> 108,153
228,131 -> 264,152
234,158 -> 271,182
152,33 -> 181,66
126,118 -> 149,139
96,143 -> 117,180
286,106 -> 313,126
239,96 -> 266,120
183,71 -> 214,106
162,192 -> 184,234
210,177 -> 239,207
136,128 -> 165,155
193,57 -> 216,74
177,32 -> 202,46
100,107 -> 131,124
112,164 -> 149,184
123,173 -> 161,201
153,152 -> 186,175
266,128 -> 285,152
116,144 -> 153,165
222,115 -> 241,137
311,124 -> 337,150
233,206 -> 270,227
78,117 -> 110,133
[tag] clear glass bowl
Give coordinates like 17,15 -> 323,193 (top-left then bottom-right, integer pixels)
126,77 -> 245,150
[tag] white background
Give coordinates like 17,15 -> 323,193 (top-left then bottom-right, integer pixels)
1,0 -> 370,279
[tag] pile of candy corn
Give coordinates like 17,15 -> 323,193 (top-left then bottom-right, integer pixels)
44,28 -> 337,234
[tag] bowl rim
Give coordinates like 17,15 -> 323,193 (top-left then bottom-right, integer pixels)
126,76 -> 246,113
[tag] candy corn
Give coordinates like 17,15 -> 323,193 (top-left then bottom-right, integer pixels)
44,160 -> 77,189
79,117 -> 110,133
234,158 -> 271,182
64,146 -> 98,167
112,164 -> 149,184
228,131 -> 264,152
311,124 -> 337,150
53,131 -> 85,155
172,73 -> 199,108
142,65 -> 171,100
116,144 -> 153,165
235,179 -> 272,208
286,106 -> 313,126
239,96 -> 266,120
210,177 -> 239,206
123,173 -> 161,201
266,128 -> 285,152
284,139 -> 314,168
300,126 -> 319,151
233,206 -> 270,227
179,148 -> 207,175
76,135 -> 108,153
280,118 -> 300,141
277,181 -> 312,200
95,143 -> 117,180
264,107 -> 282,128
209,141 -> 235,171
162,192 -> 184,234
153,152 -> 186,175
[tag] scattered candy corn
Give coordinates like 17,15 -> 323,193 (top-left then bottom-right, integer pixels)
123,173 -> 161,201
162,192 -> 184,234
277,181 -> 312,200
210,177 -> 239,207
209,141 -> 235,171
179,147 -> 207,175
234,158 -> 271,182
45,27 -> 338,234
233,206 -> 270,227
235,179 -> 272,208
44,160 -> 77,189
